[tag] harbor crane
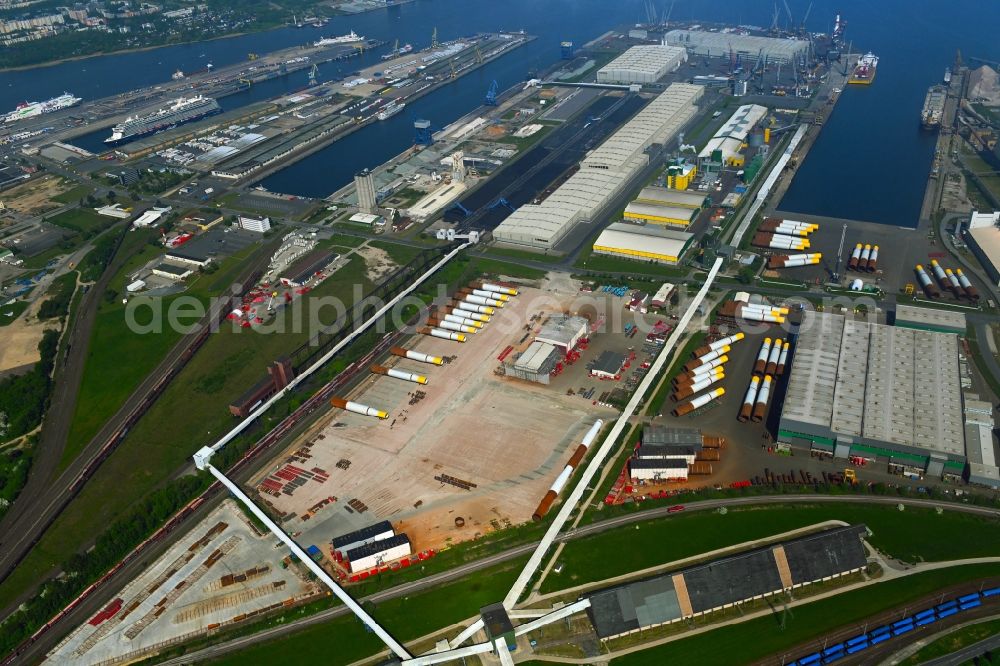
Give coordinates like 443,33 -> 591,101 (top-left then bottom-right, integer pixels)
431,27 -> 439,48
832,222 -> 847,281
485,79 -> 499,105
782,0 -> 794,29
307,63 -> 319,86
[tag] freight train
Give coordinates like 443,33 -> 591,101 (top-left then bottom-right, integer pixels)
787,585 -> 1000,665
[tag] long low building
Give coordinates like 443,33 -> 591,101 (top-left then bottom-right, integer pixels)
623,201 -> 698,228
592,222 -> 693,265
635,185 -> 707,210
493,83 -> 703,250
585,525 -> 868,640
596,45 -> 687,84
664,30 -> 809,64
778,311 -> 968,477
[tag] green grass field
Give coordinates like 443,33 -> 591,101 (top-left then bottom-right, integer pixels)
611,564 -> 1000,666
0,300 -> 29,326
368,240 -> 424,266
479,245 -> 564,264
51,184 -> 92,205
59,232 -> 264,468
0,257 -> 375,613
574,245 -> 690,277
900,618 -> 1000,665
541,505 -> 1000,593
46,207 -> 116,235
207,556 -> 530,665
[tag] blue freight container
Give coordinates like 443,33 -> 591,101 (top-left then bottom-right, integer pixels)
846,635 -> 867,647
869,626 -> 891,638
958,593 -> 980,603
798,653 -> 821,665
846,642 -> 868,655
822,644 -> 844,657
960,599 -> 982,610
916,616 -> 937,626
823,651 -> 844,663
870,633 -> 890,645
915,609 -> 935,620
937,608 -> 958,619
935,600 -> 958,612
982,587 -> 1000,597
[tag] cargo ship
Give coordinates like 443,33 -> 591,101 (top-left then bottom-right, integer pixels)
4,92 -> 82,124
314,30 -> 364,47
848,52 -> 878,85
382,43 -> 413,60
377,101 -> 405,121
104,95 -> 220,144
921,85 -> 947,130
944,68 -> 952,85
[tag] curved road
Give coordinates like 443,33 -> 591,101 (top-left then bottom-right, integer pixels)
150,494 -> 1000,666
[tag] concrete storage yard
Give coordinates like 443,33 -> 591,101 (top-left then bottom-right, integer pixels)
46,501 -> 318,666
252,284 -> 621,553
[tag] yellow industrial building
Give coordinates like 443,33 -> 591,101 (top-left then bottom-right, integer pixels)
623,185 -> 707,228
665,163 -> 697,190
592,222 -> 694,265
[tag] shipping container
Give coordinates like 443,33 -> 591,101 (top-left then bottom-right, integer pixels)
983,586 -> 1000,597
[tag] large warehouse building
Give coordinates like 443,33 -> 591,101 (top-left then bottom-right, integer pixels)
664,30 -> 809,64
698,104 -> 768,172
596,45 -> 687,84
591,222 -> 693,265
493,83 -> 703,250
964,210 -> 1000,286
777,310 -> 989,479
585,525 -> 868,640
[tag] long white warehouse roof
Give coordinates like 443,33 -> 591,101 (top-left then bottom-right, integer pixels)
596,45 -> 687,83
665,30 -> 809,63
699,104 -> 768,160
593,223 -> 693,258
494,83 -> 703,249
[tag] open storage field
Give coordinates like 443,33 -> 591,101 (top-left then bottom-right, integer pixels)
256,285 -> 617,553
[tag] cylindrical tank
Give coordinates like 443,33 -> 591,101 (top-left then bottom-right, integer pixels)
848,243 -> 863,271
478,282 -> 518,296
765,338 -> 783,375
696,449 -> 721,461
471,288 -> 509,302
671,371 -> 724,401
865,245 -> 879,273
463,294 -> 504,308
915,265 -> 940,297
708,333 -> 744,350
776,342 -> 790,376
331,397 -> 388,419
422,327 -> 467,342
453,301 -> 495,315
751,375 -> 773,423
738,376 -> 760,422
701,435 -> 726,449
371,365 -> 429,385
443,313 -> 483,328
956,269 -> 980,300
754,338 -> 772,374
689,462 -> 714,475
674,356 -> 728,386
450,306 -> 491,322
390,347 -> 443,365
431,319 -> 478,334
683,345 -> 730,372
672,388 -> 724,417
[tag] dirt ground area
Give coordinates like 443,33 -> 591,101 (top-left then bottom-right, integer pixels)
1,175 -> 73,215
0,295 -> 60,373
45,500 -> 319,666
253,285 -> 617,553
355,244 -> 399,283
